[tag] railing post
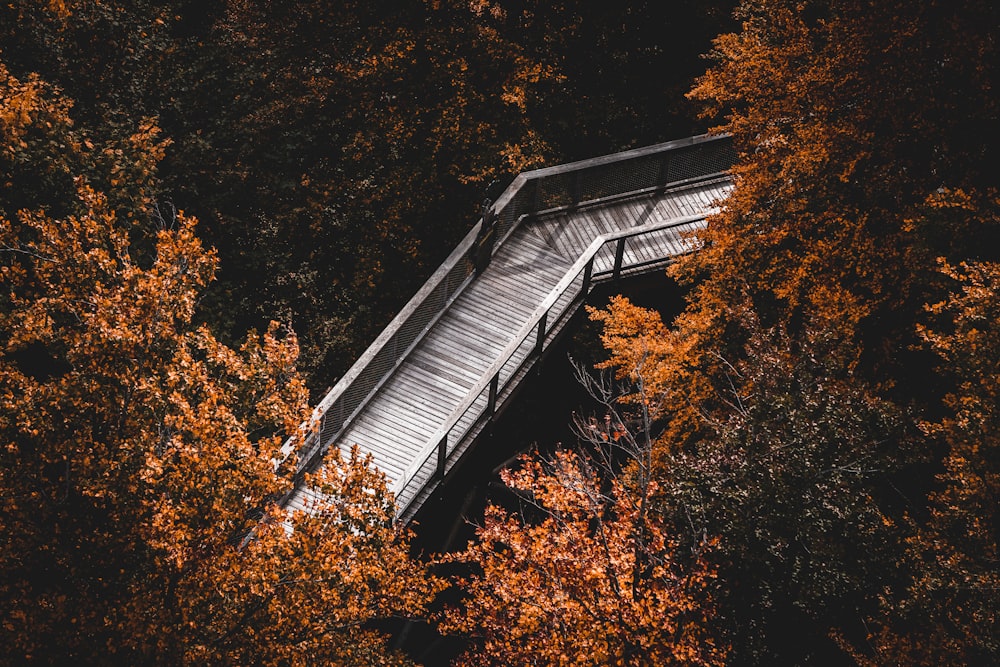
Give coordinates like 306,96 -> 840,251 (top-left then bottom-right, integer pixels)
317,412 -> 327,444
613,238 -> 626,280
657,152 -> 670,190
535,311 -> 548,357
487,373 -> 498,418
570,171 -> 582,208
437,434 -> 447,479
582,257 -> 594,297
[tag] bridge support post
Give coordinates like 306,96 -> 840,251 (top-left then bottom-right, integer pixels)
437,434 -> 447,480
582,258 -> 594,298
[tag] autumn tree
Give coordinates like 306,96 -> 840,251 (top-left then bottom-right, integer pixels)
677,0 -> 999,659
573,1 -> 999,661
440,362 -> 727,666
587,295 -> 909,662
683,0 -> 999,382
0,62 -> 439,665
900,217 -> 1000,664
851,239 -> 1000,665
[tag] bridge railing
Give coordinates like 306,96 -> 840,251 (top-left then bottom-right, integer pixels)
391,211 -> 716,520
283,134 -> 733,483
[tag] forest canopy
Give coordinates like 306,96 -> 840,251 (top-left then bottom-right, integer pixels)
2,0 -> 999,665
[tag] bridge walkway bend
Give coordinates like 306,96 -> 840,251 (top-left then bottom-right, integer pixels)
283,134 -> 734,522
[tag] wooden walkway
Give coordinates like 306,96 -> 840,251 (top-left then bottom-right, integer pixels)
282,135 -> 734,522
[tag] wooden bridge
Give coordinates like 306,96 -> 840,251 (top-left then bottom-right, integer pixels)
283,134 -> 734,523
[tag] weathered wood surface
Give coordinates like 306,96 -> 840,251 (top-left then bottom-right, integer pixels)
285,176 -> 731,519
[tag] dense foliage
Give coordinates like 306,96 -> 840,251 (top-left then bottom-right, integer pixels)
444,0 -> 1000,664
3,0 -> 997,665
441,451 -> 726,667
0,0 -> 729,395
594,0 -> 996,662
0,62 -> 440,664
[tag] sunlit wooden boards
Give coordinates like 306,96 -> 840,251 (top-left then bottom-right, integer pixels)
283,176 -> 733,518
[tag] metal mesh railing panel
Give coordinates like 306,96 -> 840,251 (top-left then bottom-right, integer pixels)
663,140 -> 735,183
525,137 -> 733,214
495,187 -> 534,242
583,154 -> 661,202
529,173 -> 562,210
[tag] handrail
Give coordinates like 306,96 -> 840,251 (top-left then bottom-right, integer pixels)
391,211 -> 714,517
281,133 -> 734,495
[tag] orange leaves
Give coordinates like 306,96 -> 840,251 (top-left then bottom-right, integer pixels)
0,65 -> 438,665
3,182 -> 215,374
0,67 -> 48,144
588,296 -> 674,397
442,450 -> 726,666
467,0 -> 505,20
681,0 -> 1000,389
587,296 -> 723,453
675,2 -> 1000,659
166,446 -> 444,666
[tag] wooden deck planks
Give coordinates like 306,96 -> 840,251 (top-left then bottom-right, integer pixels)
446,306 -> 523,345
561,213 -> 600,254
496,229 -> 573,267
350,406 -> 435,453
604,205 -> 653,265
347,390 -> 447,437
417,323 -> 495,361
415,325 -> 501,368
482,256 -> 566,289
294,176 -> 733,516
474,274 -> 561,311
395,360 -> 474,404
